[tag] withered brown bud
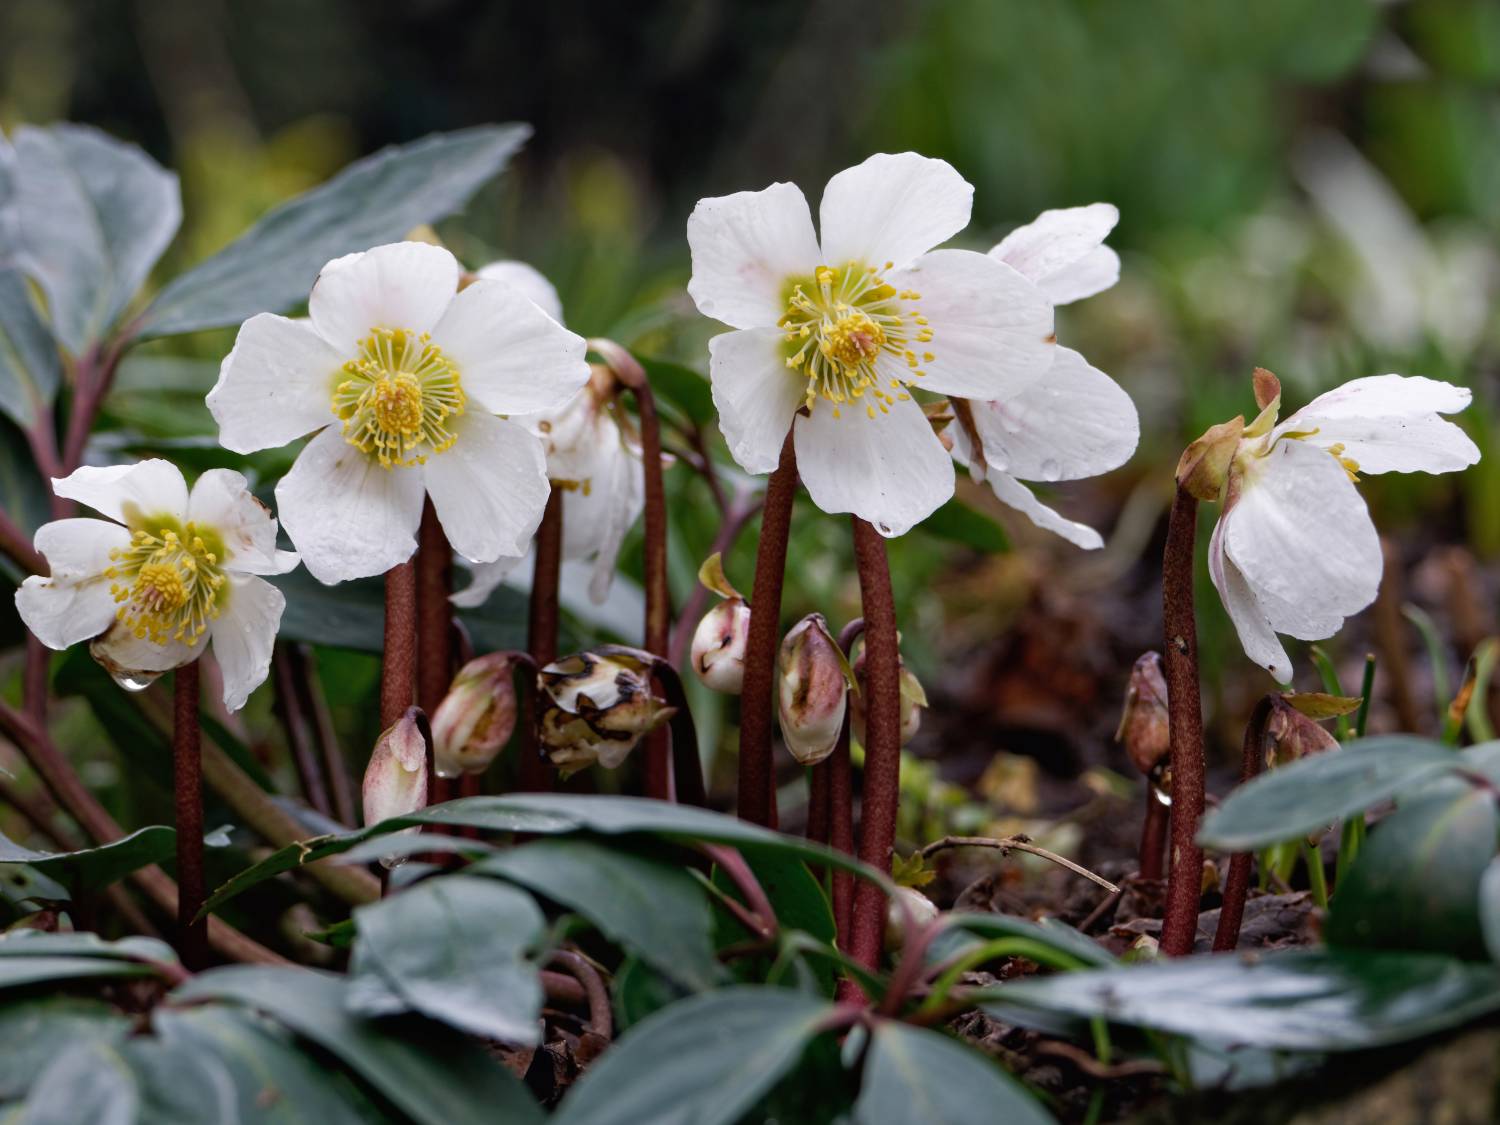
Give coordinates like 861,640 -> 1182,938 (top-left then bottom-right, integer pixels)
1264,695 -> 1340,769
538,650 -> 674,777
1117,652 -> 1170,779
430,653 -> 518,779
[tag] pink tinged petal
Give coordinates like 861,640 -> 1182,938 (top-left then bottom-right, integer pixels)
207,314 -> 342,454
1277,374 -> 1480,475
208,574 -> 285,712
187,468 -> 284,576
423,412 -> 550,564
52,460 -> 188,525
708,327 -> 805,474
970,346 -> 1138,482
274,426 -> 426,584
793,396 -> 954,537
428,279 -> 589,415
1038,245 -> 1121,305
1207,513 -> 1294,683
308,242 -> 460,354
984,471 -> 1104,550
686,181 -> 821,330
15,519 -> 132,649
818,153 -> 973,270
475,260 -> 565,323
990,203 -> 1119,294
884,250 -> 1055,400
1223,439 -> 1383,631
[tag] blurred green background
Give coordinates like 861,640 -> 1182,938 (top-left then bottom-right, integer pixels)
3,0 -> 1499,852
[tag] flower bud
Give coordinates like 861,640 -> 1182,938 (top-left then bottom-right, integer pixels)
1116,652 -> 1170,779
1264,695 -> 1340,769
692,599 -> 751,694
883,886 -> 939,953
538,650 -> 675,777
776,614 -> 850,766
1175,415 -> 1245,501
430,653 -> 518,779
362,708 -> 429,867
850,649 -> 927,748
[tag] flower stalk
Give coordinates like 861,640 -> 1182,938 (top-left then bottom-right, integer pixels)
825,618 -> 865,945
173,660 -> 208,969
737,433 -> 799,827
416,500 -> 455,802
1212,695 -> 1274,953
381,560 -> 418,730
521,491 -> 564,792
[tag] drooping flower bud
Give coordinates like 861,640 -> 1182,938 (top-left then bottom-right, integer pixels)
776,614 -> 851,766
1116,652 -> 1170,780
538,650 -> 675,777
430,653 -> 518,779
850,647 -> 927,748
1264,694 -> 1342,769
690,554 -> 751,694
883,886 -> 939,953
1175,415 -> 1245,501
362,708 -> 429,867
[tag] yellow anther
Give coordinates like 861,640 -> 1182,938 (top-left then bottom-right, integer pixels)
332,327 -> 466,468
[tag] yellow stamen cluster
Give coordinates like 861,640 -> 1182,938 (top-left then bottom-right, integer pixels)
778,263 -> 933,421
1325,442 -> 1361,482
105,524 -> 226,645
332,327 -> 466,467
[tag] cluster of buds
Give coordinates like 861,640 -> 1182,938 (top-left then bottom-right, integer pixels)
361,707 -> 430,867
775,614 -> 855,765
429,653 -> 519,779
689,553 -> 751,693
851,640 -> 927,749
1116,651 -> 1171,793
538,649 -> 675,776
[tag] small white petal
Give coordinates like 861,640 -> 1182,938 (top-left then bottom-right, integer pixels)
686,182 -> 821,330
990,203 -> 1119,297
883,250 -> 1055,400
970,346 -> 1138,481
208,574 -> 285,712
475,260 -> 565,323
1278,374 -> 1480,474
308,242 -> 460,354
90,623 -> 206,680
1037,245 -> 1121,305
275,427 -> 426,584
429,279 -> 589,415
450,552 -> 526,609
984,471 -> 1104,549
186,469 -> 285,576
818,153 -> 973,270
794,396 -> 954,537
207,314 -> 342,454
1207,514 -> 1293,683
708,327 -> 805,474
15,519 -> 131,649
423,413 -> 550,564
33,518 -> 132,579
53,460 -> 188,525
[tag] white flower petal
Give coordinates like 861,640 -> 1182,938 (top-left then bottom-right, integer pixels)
566,438 -> 644,605
686,182 -> 820,329
275,426 -> 426,584
1207,514 -> 1293,683
90,623 -> 206,681
1038,245 -> 1121,305
990,203 -> 1118,294
475,260 -> 564,323
423,413 -> 550,564
308,242 -> 460,354
794,396 -> 954,537
969,346 -> 1137,482
1224,439 -> 1382,629
1277,374 -> 1479,474
186,469 -> 284,575
984,471 -> 1104,549
708,327 -> 805,474
15,519 -> 131,649
207,314 -> 342,454
208,574 -> 285,712
428,279 -> 589,415
818,153 -> 973,270
52,460 -> 188,525
450,552 -> 527,609
883,250 -> 1055,399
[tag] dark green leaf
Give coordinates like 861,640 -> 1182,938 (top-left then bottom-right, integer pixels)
635,355 -> 714,425
551,988 -> 832,1125
349,875 -> 545,1043
115,1036 -> 240,1124
175,966 -> 543,1125
474,838 -> 723,991
1481,858 -> 1500,964
12,124 -> 180,354
853,1020 -> 1052,1125
0,997 -> 128,1101
936,912 -> 1116,969
0,270 -> 61,428
988,948 -> 1500,1050
136,125 -> 529,338
21,1041 -> 138,1125
0,931 -> 177,963
0,826 -> 175,892
920,497 -> 1010,553
1198,737 -> 1461,850
611,955 -> 690,1033
712,851 -> 836,994
1326,787 -> 1499,959
0,953 -> 156,992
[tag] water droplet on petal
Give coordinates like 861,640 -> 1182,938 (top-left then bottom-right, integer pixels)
112,670 -> 162,693
1040,459 -> 1062,481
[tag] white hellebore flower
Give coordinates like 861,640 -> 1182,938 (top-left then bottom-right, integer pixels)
451,260 -> 646,609
950,204 -> 1138,549
208,242 -> 590,584
687,152 -> 1057,536
15,460 -> 297,710
1208,372 -> 1479,683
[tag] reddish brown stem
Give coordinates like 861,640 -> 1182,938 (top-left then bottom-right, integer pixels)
273,645 -> 330,817
827,618 -> 865,947
806,764 -> 830,846
1138,785 -> 1168,881
381,560 -> 418,730
738,433 -> 798,827
520,491 -> 563,792
291,645 -> 355,826
416,500 -> 456,804
1160,486 -> 1205,957
702,843 -> 778,939
0,507 -> 44,574
848,519 -> 902,974
653,659 -> 708,807
173,661 -> 208,969
550,950 -> 613,1039
23,635 -> 48,722
1213,695 -> 1274,952
635,384 -> 672,801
